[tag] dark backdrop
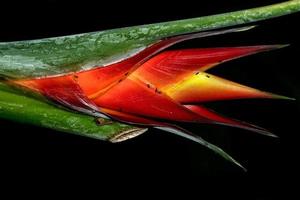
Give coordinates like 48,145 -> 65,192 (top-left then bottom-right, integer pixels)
0,0 -> 299,198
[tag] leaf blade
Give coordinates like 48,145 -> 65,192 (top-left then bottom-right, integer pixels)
1,1 -> 300,78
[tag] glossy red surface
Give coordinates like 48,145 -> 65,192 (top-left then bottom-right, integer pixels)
14,44 -> 283,135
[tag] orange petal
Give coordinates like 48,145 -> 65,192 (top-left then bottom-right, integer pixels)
93,76 -> 210,123
14,76 -> 99,115
76,31 -> 229,98
133,45 -> 283,88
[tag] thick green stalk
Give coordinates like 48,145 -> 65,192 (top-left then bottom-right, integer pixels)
0,1 -> 300,78
0,82 -> 144,141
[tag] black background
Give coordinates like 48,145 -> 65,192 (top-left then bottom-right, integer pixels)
0,0 -> 299,198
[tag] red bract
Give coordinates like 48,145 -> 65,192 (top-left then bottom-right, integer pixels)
14,28 -> 292,140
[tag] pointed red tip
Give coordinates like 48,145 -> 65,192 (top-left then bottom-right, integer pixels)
185,105 -> 277,137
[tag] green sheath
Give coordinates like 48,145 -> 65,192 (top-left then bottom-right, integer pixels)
1,1 -> 300,79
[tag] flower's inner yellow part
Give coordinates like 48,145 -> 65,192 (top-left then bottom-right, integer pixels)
162,71 -> 279,103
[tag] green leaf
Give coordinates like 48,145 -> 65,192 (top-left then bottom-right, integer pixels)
1,0 -> 300,78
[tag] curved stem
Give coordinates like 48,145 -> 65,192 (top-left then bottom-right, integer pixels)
144,0 -> 300,38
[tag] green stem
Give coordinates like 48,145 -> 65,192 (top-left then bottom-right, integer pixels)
0,82 -> 142,141
144,0 -> 300,38
1,1 -> 299,78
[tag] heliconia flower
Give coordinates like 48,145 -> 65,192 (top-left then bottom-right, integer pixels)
1,1 -> 300,169
14,31 -> 291,136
